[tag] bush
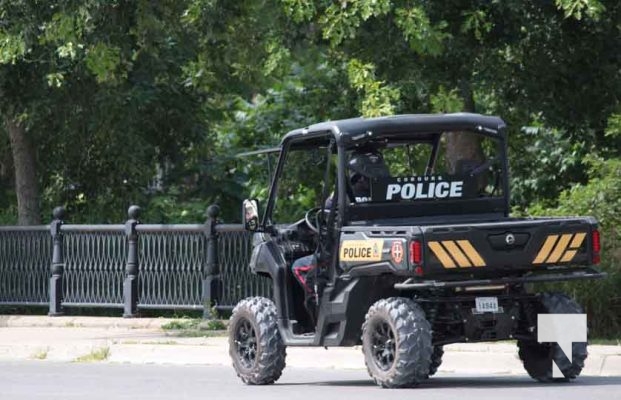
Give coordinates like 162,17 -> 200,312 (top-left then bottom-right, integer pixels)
522,157 -> 621,338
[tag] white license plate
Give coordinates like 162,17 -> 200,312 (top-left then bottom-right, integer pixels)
475,297 -> 499,313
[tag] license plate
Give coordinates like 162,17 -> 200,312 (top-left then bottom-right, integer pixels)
475,297 -> 499,313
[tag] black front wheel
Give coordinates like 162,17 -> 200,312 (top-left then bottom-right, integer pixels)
361,297 -> 433,388
229,297 -> 286,385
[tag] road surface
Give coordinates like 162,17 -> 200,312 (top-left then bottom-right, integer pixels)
3,361 -> 621,400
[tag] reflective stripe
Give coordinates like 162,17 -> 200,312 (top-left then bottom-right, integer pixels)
546,234 -> 573,263
428,241 -> 457,269
533,235 -> 559,264
456,240 -> 486,267
569,233 -> 586,249
560,250 -> 578,263
442,241 -> 472,268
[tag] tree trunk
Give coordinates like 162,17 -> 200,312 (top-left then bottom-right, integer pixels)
5,118 -> 41,225
445,131 -> 485,174
445,84 -> 484,174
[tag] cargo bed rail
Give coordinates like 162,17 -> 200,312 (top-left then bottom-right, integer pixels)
394,267 -> 606,290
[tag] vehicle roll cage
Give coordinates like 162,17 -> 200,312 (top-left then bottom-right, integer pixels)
260,114 -> 509,229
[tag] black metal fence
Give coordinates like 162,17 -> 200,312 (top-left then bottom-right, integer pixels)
0,205 -> 271,316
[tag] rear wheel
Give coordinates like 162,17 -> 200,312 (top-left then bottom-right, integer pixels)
518,292 -> 587,382
361,297 -> 432,388
428,346 -> 444,377
229,297 -> 286,385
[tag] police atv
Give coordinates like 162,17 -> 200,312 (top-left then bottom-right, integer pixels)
228,113 -> 604,388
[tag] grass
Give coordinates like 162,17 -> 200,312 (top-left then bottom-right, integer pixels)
590,338 -> 621,346
161,318 -> 227,337
144,340 -> 179,345
74,346 -> 110,362
161,319 -> 201,330
31,348 -> 49,360
168,330 -> 227,338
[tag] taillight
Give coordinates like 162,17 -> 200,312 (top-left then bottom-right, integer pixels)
592,230 -> 600,253
409,240 -> 422,265
592,229 -> 601,264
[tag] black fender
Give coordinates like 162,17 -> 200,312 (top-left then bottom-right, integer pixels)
249,235 -> 293,321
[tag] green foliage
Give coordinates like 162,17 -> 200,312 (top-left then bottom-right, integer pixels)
0,204 -> 17,224
0,32 -> 26,64
210,54 -> 356,218
551,157 -> 621,227
280,0 -> 316,22
430,86 -> 465,113
0,0 -> 619,336
510,123 -> 589,208
144,190 -> 208,224
524,157 -> 621,338
161,319 -> 201,330
162,317 -> 227,337
461,10 -> 493,42
555,0 -> 605,20
74,346 -> 110,362
84,43 -> 122,84
319,0 -> 391,46
605,113 -> 621,138
394,6 -> 449,55
31,348 -> 49,360
1,0 -> 619,224
347,59 -> 400,117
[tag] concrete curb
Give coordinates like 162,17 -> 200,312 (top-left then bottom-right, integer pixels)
0,316 -> 619,376
0,315 -> 180,329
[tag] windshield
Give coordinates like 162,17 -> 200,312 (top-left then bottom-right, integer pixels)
270,141 -> 336,224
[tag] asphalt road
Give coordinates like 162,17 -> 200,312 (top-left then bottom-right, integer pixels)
3,361 -> 621,400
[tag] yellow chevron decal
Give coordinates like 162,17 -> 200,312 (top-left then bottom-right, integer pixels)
560,250 -> 577,263
569,233 -> 586,250
533,235 -> 559,264
442,241 -> 472,268
546,234 -> 573,263
429,240 -> 486,269
558,232 -> 586,263
456,240 -> 486,267
533,232 -> 587,265
428,241 -> 456,269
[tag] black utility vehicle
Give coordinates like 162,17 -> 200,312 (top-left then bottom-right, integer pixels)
229,113 -> 604,388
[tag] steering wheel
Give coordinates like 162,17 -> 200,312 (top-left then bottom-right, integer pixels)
304,207 -> 324,234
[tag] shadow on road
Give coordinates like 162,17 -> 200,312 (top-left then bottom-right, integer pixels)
277,375 -> 621,389
421,375 -> 621,389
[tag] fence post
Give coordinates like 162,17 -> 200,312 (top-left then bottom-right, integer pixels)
123,205 -> 141,318
203,204 -> 220,319
48,206 -> 66,316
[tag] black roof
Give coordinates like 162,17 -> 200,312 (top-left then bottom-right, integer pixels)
281,113 -> 506,145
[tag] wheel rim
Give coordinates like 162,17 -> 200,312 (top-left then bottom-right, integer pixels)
234,318 -> 257,369
370,321 -> 396,371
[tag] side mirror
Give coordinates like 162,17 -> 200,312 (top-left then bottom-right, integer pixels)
242,199 -> 260,231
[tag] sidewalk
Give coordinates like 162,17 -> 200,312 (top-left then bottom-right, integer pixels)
1,315 -> 620,376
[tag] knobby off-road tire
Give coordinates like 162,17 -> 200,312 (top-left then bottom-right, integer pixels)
517,292 -> 587,382
361,297 -> 433,388
229,297 -> 286,385
428,346 -> 444,377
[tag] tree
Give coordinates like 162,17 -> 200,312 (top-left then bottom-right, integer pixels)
0,0 -> 619,224
4,118 -> 39,224
274,0 -> 619,206
0,1 -> 242,223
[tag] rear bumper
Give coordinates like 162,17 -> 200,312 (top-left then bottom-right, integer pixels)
394,266 -> 606,290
